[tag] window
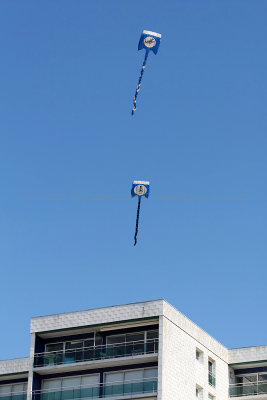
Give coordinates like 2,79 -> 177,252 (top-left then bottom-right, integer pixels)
106,329 -> 158,345
42,375 -> 100,390
43,334 -> 102,365
106,335 -> 125,345
42,380 -> 61,391
46,343 -> 64,353
104,368 -> 157,397
65,341 -> 83,351
259,374 -> 267,382
106,330 -> 158,356
104,367 -> 157,383
236,375 -> 257,384
0,383 -> 27,400
45,333 -> 99,354
40,331 -> 158,368
12,385 -> 27,394
147,331 -> 158,340
234,373 -> 267,395
196,348 -> 203,362
208,394 -> 215,400
125,369 -> 143,382
196,385 -> 203,400
208,359 -> 216,387
208,361 -> 212,372
42,374 -> 100,399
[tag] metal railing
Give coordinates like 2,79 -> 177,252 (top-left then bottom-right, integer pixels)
0,392 -> 27,400
208,372 -> 216,387
34,339 -> 158,368
229,382 -> 267,397
32,378 -> 158,400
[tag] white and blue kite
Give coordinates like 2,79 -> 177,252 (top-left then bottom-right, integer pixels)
132,30 -> 162,115
131,180 -> 150,246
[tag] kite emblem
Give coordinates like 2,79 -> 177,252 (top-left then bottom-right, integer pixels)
131,30 -> 162,115
131,180 -> 150,246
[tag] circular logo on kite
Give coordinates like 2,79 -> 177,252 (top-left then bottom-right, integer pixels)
134,185 -> 147,196
144,36 -> 156,48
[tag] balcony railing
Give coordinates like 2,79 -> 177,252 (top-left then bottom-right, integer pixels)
34,339 -> 158,368
229,382 -> 267,397
208,372 -> 216,387
32,378 -> 157,400
0,392 -> 27,400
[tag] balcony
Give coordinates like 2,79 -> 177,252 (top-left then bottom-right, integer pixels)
0,393 -> 27,400
32,378 -> 157,400
34,339 -> 158,368
209,373 -> 216,387
229,382 -> 267,397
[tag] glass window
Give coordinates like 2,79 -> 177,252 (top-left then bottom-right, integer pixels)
196,386 -> 203,399
45,335 -> 97,355
208,360 -> 215,387
196,349 -> 203,361
242,375 -> 257,383
0,384 -> 27,396
80,375 -> 100,399
81,375 -> 99,386
105,372 -> 123,384
104,368 -> 157,397
42,375 -> 100,393
0,385 -> 11,395
208,361 -> 213,373
106,335 -> 125,345
84,339 -> 94,348
104,372 -> 124,397
147,330 -> 158,340
105,368 -> 157,384
61,378 -> 80,389
42,380 -> 61,390
94,334 -> 102,346
64,341 -> 83,363
144,368 -> 158,379
124,370 -> 143,382
259,374 -> 267,382
65,341 -> 83,351
46,343 -> 63,352
12,384 -> 25,394
106,329 -> 158,346
126,333 -> 144,343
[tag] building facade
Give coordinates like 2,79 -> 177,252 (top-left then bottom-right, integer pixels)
0,300 -> 266,400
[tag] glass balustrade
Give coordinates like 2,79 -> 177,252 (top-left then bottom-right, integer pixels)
0,393 -> 27,400
32,379 -> 157,400
34,339 -> 158,368
229,382 -> 267,397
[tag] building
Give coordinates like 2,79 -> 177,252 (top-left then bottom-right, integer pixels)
0,299 -> 267,400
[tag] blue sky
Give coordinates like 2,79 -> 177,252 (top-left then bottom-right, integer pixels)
0,0 -> 266,359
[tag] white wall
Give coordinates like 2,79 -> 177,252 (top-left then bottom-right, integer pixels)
229,346 -> 267,364
31,300 -> 164,333
0,358 -> 29,376
160,302 -> 229,400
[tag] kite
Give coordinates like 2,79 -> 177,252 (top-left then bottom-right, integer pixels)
131,180 -> 150,246
131,30 -> 162,115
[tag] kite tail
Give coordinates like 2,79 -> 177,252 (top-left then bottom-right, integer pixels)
131,51 -> 149,115
134,197 -> 141,246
